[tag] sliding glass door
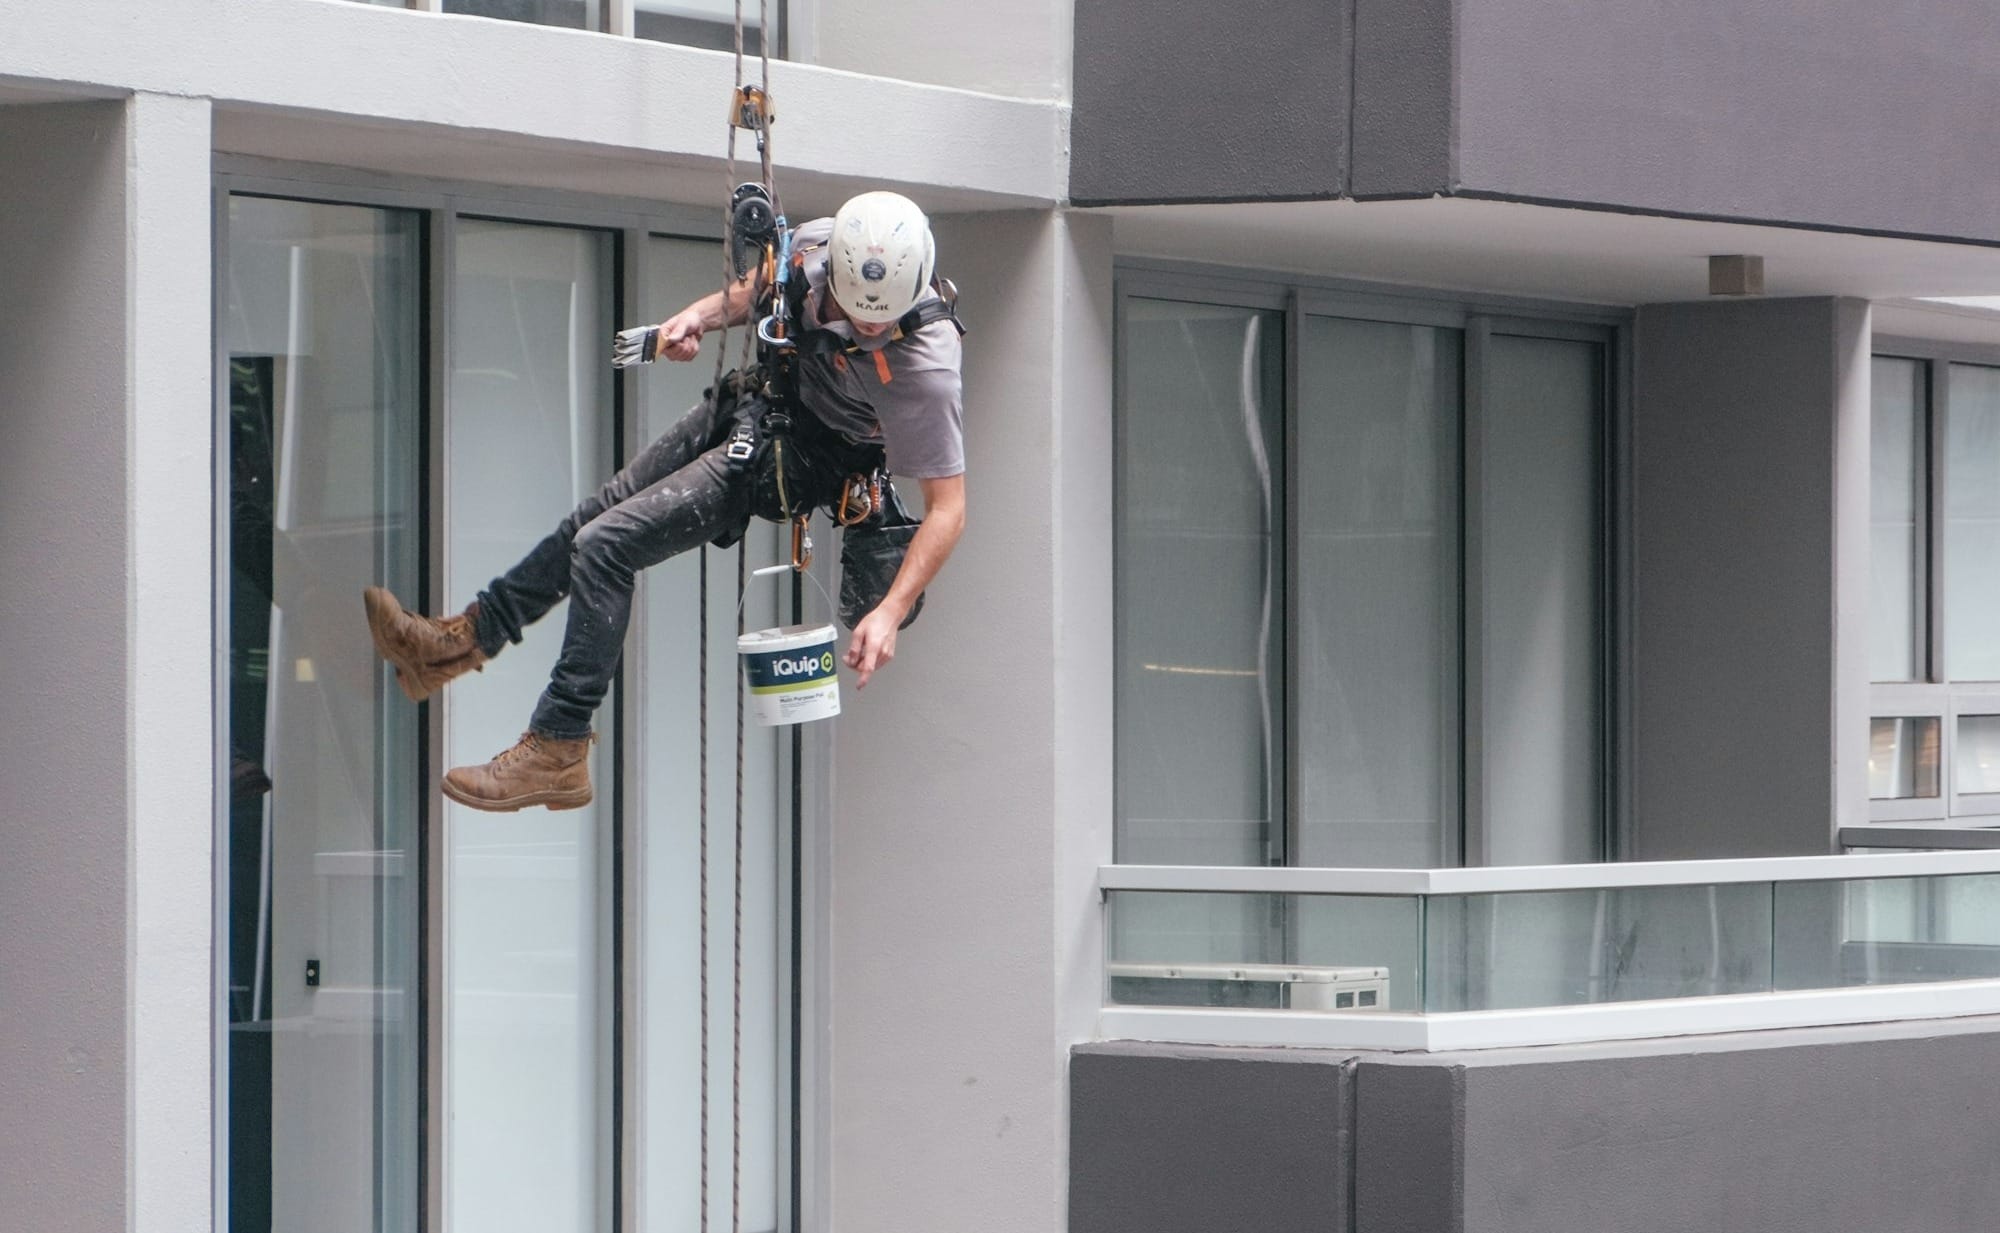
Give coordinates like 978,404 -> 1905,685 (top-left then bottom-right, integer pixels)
222,195 -> 424,1233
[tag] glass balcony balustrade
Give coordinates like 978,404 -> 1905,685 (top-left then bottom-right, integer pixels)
1102,853 -> 2000,1043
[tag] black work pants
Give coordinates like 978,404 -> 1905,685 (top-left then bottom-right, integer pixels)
471,391 -> 753,740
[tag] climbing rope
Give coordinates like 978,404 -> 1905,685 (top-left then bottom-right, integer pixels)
698,4 -> 775,1232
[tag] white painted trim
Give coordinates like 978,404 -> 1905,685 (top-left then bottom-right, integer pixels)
128,90 -> 216,1233
1100,848 -> 2000,897
1102,979 -> 2000,1053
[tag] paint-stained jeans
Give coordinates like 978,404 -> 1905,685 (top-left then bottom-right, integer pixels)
472,391 -> 752,740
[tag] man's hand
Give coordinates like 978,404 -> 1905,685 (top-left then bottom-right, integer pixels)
652,307 -> 707,362
841,474 -> 966,690
844,601 -> 906,689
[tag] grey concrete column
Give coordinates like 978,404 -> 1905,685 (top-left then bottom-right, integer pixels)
1629,297 -> 1869,858
0,97 -> 135,1233
827,208 -> 1113,1231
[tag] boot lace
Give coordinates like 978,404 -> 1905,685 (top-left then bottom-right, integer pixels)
491,732 -> 544,766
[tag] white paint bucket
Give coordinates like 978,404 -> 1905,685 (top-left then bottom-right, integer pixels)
737,622 -> 841,726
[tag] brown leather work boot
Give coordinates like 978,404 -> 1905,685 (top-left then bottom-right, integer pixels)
362,586 -> 488,702
442,731 -> 594,812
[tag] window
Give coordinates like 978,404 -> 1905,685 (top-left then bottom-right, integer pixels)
1868,347 -> 2000,822
222,195 -> 425,1233
1114,273 -> 1614,870
420,0 -> 786,51
218,182 -> 805,1233
445,217 -> 620,1233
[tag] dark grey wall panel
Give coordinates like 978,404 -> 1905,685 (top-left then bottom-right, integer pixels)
1630,297 -> 1860,859
1069,0 -> 1348,205
1353,1062 -> 1463,1233
1069,1043 -> 1355,1233
0,100 -> 131,1233
1454,0 -> 2000,243
1444,1023 -> 2000,1233
1083,1020 -> 2000,1233
1349,0 -> 1454,199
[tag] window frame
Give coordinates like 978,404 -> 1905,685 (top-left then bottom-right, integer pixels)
210,157 -> 821,1233
1867,337 -> 2000,825
1112,259 -> 1628,870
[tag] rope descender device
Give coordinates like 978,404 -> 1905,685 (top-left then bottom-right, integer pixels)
729,85 -> 775,155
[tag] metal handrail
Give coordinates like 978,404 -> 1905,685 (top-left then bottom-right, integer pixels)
1100,848 -> 2000,897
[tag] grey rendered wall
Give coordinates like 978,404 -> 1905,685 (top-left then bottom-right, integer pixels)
1069,1044 -> 1356,1233
1629,297 -> 1867,859
1077,1020 -> 2000,1233
0,100 -> 131,1233
827,209 -> 1115,1232
1074,0 -> 2000,245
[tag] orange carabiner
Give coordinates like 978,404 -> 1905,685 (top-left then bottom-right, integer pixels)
790,515 -> 813,572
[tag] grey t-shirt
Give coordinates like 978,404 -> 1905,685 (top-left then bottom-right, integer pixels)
787,217 -> 965,480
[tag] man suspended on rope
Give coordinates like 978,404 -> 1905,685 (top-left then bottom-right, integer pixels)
360,190 -> 966,812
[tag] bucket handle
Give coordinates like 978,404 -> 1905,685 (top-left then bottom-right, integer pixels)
739,560 -> 837,628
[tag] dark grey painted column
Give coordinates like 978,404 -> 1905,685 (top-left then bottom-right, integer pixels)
1629,297 -> 1868,859
0,100 -> 132,1233
1070,1043 -> 1357,1233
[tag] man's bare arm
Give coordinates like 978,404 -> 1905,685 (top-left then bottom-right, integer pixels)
844,473 -> 966,688
613,270 -> 763,367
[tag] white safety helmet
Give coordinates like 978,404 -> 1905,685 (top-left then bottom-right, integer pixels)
827,191 -> 936,325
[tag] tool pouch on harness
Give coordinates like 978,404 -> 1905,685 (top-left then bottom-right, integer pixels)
837,479 -> 925,632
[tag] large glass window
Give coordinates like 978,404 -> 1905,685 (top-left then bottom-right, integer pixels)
1872,358 -> 1927,683
446,219 -> 618,1233
1296,316 -> 1460,868
1946,364 -> 2000,682
1115,299 -> 1284,867
1868,353 -> 2000,823
1479,334 -> 1604,865
1113,282 -> 1610,872
442,0 -> 602,31
638,235 -> 791,1233
222,195 -> 424,1233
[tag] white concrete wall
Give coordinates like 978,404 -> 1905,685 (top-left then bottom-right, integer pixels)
0,97 -> 133,1233
127,90 -> 218,1233
0,90 -> 212,1233
1,0 -> 1065,209
805,0 -> 1074,101
827,209 -> 1113,1232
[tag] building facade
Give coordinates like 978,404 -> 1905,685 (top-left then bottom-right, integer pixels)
8,2 -> 2000,1231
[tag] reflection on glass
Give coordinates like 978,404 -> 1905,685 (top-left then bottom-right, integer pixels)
443,0 -> 601,30
223,195 -> 423,1233
1871,357 -> 1926,682
1777,874 -> 2000,988
1105,891 -> 1420,1012
447,220 -> 616,1233
1945,364 -> 2000,681
1425,884 -> 1773,1011
636,0 -> 771,50
1295,317 -> 1461,867
1481,335 -> 1604,864
1867,716 -> 1940,799
639,236 -> 789,1233
1959,715 -> 2000,795
1115,299 -> 1284,867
